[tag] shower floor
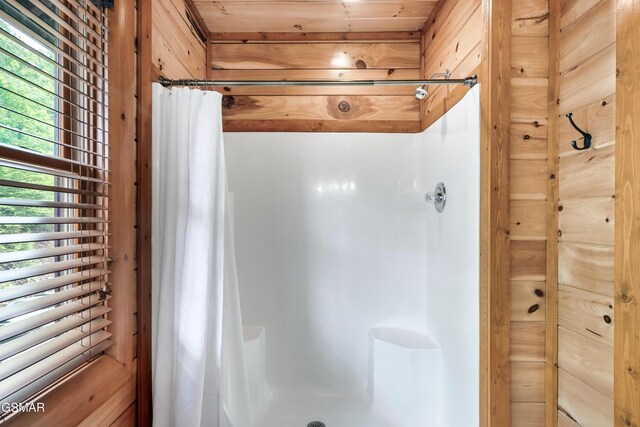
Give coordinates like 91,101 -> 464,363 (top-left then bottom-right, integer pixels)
251,396 -> 395,427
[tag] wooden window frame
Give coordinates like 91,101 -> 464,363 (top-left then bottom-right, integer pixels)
1,0 -> 137,424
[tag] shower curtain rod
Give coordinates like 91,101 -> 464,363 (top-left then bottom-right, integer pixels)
157,75 -> 478,88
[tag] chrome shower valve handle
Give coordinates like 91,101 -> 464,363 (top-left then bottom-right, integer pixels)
425,182 -> 447,213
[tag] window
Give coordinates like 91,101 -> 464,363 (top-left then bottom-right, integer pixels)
0,0 -> 109,409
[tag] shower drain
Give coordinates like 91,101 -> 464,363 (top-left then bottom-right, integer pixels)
307,422 -> 326,427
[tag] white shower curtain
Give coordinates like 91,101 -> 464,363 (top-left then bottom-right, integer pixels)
151,83 -> 251,427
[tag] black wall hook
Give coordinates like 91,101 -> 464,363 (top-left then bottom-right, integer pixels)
565,113 -> 592,150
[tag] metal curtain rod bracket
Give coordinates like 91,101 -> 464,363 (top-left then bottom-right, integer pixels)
157,74 -> 478,98
565,113 -> 592,150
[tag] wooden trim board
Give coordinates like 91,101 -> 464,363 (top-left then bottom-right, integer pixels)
546,0 -> 561,424
479,0 -> 511,425
615,0 -> 640,424
136,0 -> 153,424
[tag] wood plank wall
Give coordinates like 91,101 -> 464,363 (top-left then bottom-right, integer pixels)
556,0 -> 616,425
419,0 -> 482,129
615,0 -> 640,423
509,0 -> 549,424
208,32 -> 422,132
152,0 -> 208,79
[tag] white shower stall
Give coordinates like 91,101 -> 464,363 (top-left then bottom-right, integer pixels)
224,86 -> 480,427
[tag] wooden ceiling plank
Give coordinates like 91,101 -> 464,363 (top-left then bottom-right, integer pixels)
193,1 -> 436,21
208,68 -> 420,80
210,42 -> 420,70
204,17 -> 430,33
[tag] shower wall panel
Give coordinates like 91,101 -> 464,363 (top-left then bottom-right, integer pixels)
224,86 -> 480,426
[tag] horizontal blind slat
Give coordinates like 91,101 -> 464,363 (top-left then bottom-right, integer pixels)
0,217 -> 105,225
0,230 -> 104,245
0,84 -> 107,135
0,158 -> 108,184
0,120 -> 107,158
0,242 -> 105,264
0,293 -> 110,342
0,339 -> 112,408
0,308 -> 110,361
26,0 -> 104,53
0,281 -> 105,322
0,267 -> 108,303
0,256 -> 106,283
0,142 -> 108,173
0,64 -> 107,122
0,8 -> 105,83
3,0 -> 106,71
0,331 -> 111,401
0,26 -> 106,93
0,198 -> 103,210
0,104 -> 107,148
0,318 -> 110,381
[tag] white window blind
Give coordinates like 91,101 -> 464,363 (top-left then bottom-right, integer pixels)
0,0 -> 110,408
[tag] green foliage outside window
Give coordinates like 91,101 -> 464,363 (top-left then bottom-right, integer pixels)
0,18 -> 58,289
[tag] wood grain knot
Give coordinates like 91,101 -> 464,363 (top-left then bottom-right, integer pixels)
619,289 -> 633,303
222,95 -> 235,109
603,315 -> 612,324
528,304 -> 539,314
534,289 -> 544,297
355,59 -> 367,69
338,101 -> 351,113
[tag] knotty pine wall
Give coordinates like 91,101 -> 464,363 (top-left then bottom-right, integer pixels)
419,0 -> 482,129
509,0 -> 549,424
556,0 -> 615,424
417,0 -> 549,423
208,33 -> 422,132
152,0 -> 208,79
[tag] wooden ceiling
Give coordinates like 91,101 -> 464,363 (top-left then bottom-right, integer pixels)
192,1 -> 438,33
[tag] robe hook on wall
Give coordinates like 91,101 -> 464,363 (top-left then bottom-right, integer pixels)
565,113 -> 592,150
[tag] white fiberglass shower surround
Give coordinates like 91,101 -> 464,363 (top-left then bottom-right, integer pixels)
224,86 -> 481,427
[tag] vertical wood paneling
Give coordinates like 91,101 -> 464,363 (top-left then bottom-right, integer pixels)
509,0 -> 549,421
512,402 -> 546,426
479,0 -> 511,425
556,0 -> 615,424
615,0 -> 640,423
512,361 -> 546,402
107,0 -> 138,376
545,1 -> 560,423
138,0 -> 155,424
